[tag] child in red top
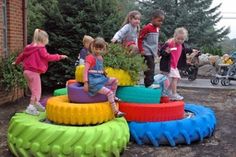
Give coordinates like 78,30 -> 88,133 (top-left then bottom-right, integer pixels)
13,29 -> 67,115
138,10 -> 165,88
83,37 -> 124,117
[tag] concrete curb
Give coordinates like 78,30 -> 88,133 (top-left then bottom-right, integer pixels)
178,78 -> 236,90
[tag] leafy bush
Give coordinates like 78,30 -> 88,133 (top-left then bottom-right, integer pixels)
0,54 -> 26,91
103,44 -> 146,82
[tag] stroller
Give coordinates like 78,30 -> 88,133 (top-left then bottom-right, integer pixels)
180,50 -> 201,81
210,53 -> 236,86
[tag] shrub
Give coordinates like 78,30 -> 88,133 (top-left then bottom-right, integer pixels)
0,54 -> 26,91
103,44 -> 146,83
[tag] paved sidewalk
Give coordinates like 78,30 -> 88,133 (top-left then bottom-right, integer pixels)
179,78 -> 236,90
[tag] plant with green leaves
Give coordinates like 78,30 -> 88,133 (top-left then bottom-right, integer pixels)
0,54 -> 26,91
103,43 -> 146,83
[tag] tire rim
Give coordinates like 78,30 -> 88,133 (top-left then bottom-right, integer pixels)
225,79 -> 230,86
184,111 -> 195,118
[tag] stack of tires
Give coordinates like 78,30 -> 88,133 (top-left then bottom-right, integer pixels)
116,86 -> 216,147
7,64 -> 217,157
74,65 -> 217,147
7,67 -> 130,157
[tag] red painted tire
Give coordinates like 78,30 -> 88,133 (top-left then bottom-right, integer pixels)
119,101 -> 184,122
160,96 -> 170,103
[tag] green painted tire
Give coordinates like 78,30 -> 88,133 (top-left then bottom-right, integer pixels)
53,88 -> 67,96
116,86 -> 162,104
7,113 -> 130,157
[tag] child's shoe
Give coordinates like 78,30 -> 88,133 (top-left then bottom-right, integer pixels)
148,84 -> 160,89
34,102 -> 45,112
115,111 -> 125,118
114,97 -> 122,102
25,104 -> 40,116
170,93 -> 184,101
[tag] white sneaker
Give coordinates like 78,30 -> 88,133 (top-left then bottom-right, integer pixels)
148,84 -> 160,89
176,93 -> 184,99
170,93 -> 184,101
25,105 -> 40,116
34,102 -> 45,112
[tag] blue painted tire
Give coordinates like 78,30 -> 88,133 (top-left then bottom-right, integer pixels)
116,86 -> 162,104
129,104 -> 216,147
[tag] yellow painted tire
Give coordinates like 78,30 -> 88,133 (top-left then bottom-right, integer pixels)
105,67 -> 136,86
75,65 -> 136,86
75,65 -> 85,83
46,95 -> 115,125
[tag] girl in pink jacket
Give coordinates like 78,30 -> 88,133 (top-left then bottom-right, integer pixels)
13,29 -> 67,115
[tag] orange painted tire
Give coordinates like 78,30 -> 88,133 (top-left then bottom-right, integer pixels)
119,101 -> 184,122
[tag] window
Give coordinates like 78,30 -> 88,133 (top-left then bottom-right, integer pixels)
2,0 -> 8,57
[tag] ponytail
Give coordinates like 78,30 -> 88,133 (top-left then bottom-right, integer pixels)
33,28 -> 49,45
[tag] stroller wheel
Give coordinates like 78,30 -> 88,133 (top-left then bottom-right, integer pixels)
221,79 -> 225,86
221,79 -> 230,86
210,77 -> 219,85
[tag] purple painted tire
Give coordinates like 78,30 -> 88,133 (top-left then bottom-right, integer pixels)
68,83 -> 108,103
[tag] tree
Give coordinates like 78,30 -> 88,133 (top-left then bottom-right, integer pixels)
27,0 -> 58,42
139,0 -> 229,52
27,0 -> 133,88
219,37 -> 236,54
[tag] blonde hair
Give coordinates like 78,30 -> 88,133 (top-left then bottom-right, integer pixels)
83,35 -> 94,46
174,27 -> 188,41
33,29 -> 49,45
89,37 -> 108,54
122,10 -> 141,31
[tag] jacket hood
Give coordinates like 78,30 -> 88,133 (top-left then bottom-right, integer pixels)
22,44 -> 45,56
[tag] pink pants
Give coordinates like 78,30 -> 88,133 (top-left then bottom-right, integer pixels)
23,70 -> 41,103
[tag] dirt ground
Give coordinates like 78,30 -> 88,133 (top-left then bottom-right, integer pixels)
0,88 -> 235,157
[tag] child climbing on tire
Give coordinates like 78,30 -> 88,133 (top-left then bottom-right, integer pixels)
13,29 -> 68,115
83,37 -> 125,117
138,10 -> 165,88
159,27 -> 199,100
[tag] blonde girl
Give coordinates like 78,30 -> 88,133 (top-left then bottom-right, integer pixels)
14,29 -> 67,115
160,27 -> 198,100
83,37 -> 124,117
